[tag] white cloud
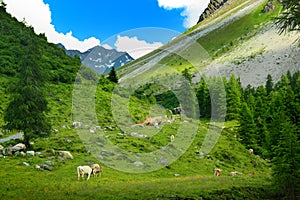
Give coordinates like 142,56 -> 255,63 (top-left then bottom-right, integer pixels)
115,35 -> 163,59
157,0 -> 210,28
3,0 -> 100,52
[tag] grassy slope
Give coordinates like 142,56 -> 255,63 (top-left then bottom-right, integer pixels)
118,0 -> 280,77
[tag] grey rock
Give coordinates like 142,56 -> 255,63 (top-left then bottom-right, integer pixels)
134,161 -> 143,167
22,162 -> 30,166
199,152 -> 205,158
130,132 -> 148,138
3,146 -> 13,156
57,151 -> 73,159
26,151 -> 35,156
40,165 -> 53,171
45,161 -> 55,166
12,143 -> 26,152
158,158 -> 169,165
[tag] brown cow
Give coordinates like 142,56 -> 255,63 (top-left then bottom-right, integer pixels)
91,164 -> 102,177
214,168 -> 221,176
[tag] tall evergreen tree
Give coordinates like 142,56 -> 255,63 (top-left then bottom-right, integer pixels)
226,75 -> 242,120
107,67 -> 118,83
238,102 -> 256,147
253,96 -> 269,155
266,74 -> 273,95
272,121 -> 300,200
196,75 -> 211,118
4,34 -> 51,148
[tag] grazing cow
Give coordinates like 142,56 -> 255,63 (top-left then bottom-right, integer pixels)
170,134 -> 175,142
77,166 -> 92,180
248,148 -> 254,154
91,164 -> 102,177
72,121 -> 83,129
229,171 -> 242,176
214,168 -> 221,176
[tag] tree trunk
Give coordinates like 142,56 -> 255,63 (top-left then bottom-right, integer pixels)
23,133 -> 31,149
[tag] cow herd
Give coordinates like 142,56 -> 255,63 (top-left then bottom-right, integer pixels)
77,163 -> 102,180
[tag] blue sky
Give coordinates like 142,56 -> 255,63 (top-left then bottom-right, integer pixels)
4,0 -> 210,58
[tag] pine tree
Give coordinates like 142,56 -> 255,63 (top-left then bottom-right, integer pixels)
266,74 -> 273,95
4,34 -> 51,148
272,121 -> 300,199
107,67 -> 118,83
226,75 -> 242,120
275,0 -> 300,41
238,102 -> 256,147
196,75 -> 211,118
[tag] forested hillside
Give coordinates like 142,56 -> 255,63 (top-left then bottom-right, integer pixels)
0,4 -> 83,127
0,6 -> 80,81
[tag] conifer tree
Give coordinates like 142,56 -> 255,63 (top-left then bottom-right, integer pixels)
107,66 -> 118,83
196,75 -> 211,118
275,0 -> 300,41
272,121 -> 300,200
238,102 -> 256,147
226,75 -> 242,120
266,74 -> 273,95
4,34 -> 51,148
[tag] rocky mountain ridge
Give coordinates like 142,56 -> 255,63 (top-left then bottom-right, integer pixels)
58,44 -> 134,74
197,0 -> 229,24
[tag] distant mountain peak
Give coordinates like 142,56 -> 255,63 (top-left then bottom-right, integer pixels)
197,0 -> 229,24
58,44 -> 134,74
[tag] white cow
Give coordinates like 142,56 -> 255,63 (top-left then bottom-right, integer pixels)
248,148 -> 254,154
170,134 -> 175,142
77,166 -> 92,180
91,164 -> 102,177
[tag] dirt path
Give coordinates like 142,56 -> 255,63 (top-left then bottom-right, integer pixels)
0,133 -> 23,144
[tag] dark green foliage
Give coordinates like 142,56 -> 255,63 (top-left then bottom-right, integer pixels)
275,0 -> 300,38
0,7 -> 80,83
272,122 -> 300,199
265,74 -> 273,95
4,34 -> 51,148
226,75 -> 242,120
107,67 -> 118,83
182,68 -> 192,83
196,75 -> 211,118
238,102 -> 256,147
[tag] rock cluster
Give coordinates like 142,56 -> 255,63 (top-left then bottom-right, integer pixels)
197,0 -> 228,24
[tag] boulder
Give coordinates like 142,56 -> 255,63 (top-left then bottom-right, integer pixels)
40,164 -> 53,171
26,151 -> 35,156
45,161 -> 54,166
134,161 -> 143,167
20,151 -> 26,157
12,143 -> 26,152
158,158 -> 169,165
57,151 -> 73,159
35,165 -> 41,170
3,146 -> 13,156
22,162 -> 30,166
